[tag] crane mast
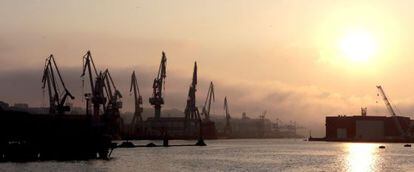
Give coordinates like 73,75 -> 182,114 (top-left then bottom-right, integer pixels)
201,82 -> 215,121
130,71 -> 143,134
149,52 -> 167,119
42,54 -> 74,114
224,97 -> 232,134
376,85 -> 407,138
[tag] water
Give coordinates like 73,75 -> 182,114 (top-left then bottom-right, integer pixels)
1,139 -> 414,172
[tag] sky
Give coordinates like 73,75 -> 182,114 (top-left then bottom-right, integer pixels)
2,0 -> 414,136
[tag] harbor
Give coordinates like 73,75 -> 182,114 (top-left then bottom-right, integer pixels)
1,139 -> 414,171
3,0 -> 414,171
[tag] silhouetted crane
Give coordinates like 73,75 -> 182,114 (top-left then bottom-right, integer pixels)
201,82 -> 215,121
130,71 -> 143,136
42,54 -> 74,114
149,52 -> 167,119
376,85 -> 407,138
103,69 -> 123,113
224,97 -> 232,135
185,62 -> 201,124
81,51 -> 106,116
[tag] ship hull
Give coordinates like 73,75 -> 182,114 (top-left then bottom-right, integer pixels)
0,110 -> 112,161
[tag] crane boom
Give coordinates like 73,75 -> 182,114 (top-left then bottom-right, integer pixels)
149,52 -> 167,119
376,85 -> 406,138
376,85 -> 397,116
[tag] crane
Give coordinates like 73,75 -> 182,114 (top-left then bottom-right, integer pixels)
81,51 -> 106,116
103,69 -> 123,113
184,62 -> 201,124
201,82 -> 215,121
130,71 -> 144,135
182,62 -> 205,146
376,85 -> 407,138
224,97 -> 232,134
41,54 -> 74,114
101,69 -> 123,137
149,52 -> 167,119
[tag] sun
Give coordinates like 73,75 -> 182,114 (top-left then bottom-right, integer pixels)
339,29 -> 378,62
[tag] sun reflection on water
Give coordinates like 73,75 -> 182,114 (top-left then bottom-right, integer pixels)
345,143 -> 379,172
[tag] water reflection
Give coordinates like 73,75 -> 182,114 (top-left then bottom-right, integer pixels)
345,143 -> 379,172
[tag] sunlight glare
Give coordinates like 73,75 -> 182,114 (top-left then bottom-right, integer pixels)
345,143 -> 379,172
339,29 -> 378,62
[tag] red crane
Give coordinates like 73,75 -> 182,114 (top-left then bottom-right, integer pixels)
376,85 -> 407,138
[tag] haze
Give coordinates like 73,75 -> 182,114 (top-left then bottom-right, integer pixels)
2,0 -> 414,136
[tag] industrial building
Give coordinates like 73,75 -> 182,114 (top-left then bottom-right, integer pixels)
317,85 -> 414,143
144,117 -> 199,139
325,115 -> 413,141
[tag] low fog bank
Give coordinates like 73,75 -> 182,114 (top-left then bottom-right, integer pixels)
1,67 -> 412,137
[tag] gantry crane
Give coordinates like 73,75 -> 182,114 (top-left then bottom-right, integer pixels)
130,71 -> 144,136
376,85 -> 407,138
81,51 -> 106,116
149,52 -> 167,119
184,62 -> 201,125
42,54 -> 74,114
224,97 -> 232,135
201,82 -> 215,121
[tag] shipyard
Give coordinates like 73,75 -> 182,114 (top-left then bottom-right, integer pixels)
0,50 -> 303,161
4,0 -> 414,171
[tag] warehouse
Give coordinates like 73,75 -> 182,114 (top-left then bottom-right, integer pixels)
325,115 -> 413,141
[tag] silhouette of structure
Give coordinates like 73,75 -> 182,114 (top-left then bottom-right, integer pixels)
42,54 -> 74,114
81,51 -> 107,117
223,97 -> 232,136
201,82 -> 218,139
184,62 -> 201,129
0,52 -> 120,161
149,52 -> 167,120
130,71 -> 144,138
318,86 -> 414,143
